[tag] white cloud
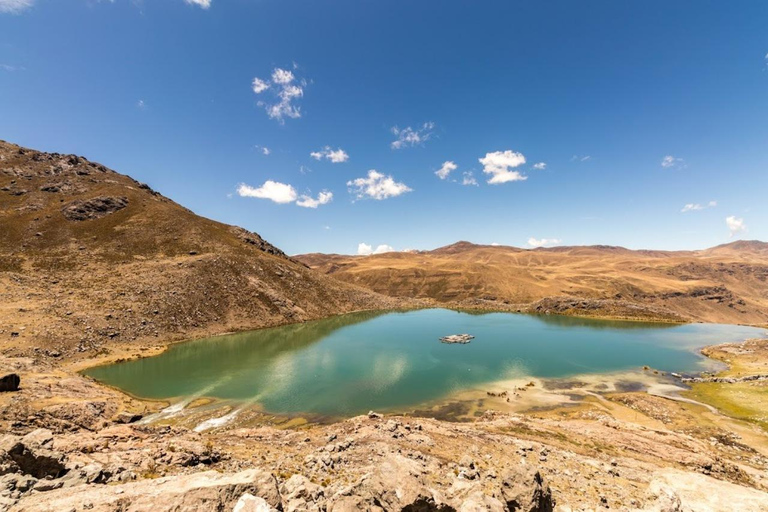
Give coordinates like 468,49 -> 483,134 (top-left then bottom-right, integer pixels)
184,0 -> 211,8
479,150 -> 528,184
272,68 -> 294,84
435,161 -> 457,180
0,0 -> 33,13
462,171 -> 478,186
136,99 -> 146,110
490,242 -> 500,246
726,216 -> 746,237
310,146 -> 349,163
261,147 -> 270,156
527,237 -> 562,248
347,170 -> 412,200
532,162 -> 547,170
661,155 -> 685,169
681,200 -> 716,213
391,122 -> 435,149
296,190 -> 333,209
251,67 -> 306,123
571,155 -> 591,162
357,243 -> 395,256
237,181 -> 297,204
681,203 -> 703,213
251,78 -> 270,94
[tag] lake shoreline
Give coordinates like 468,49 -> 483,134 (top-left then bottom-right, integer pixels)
76,308 -> 765,428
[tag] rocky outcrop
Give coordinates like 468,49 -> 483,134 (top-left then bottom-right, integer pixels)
0,430 -> 67,480
61,196 -> 129,221
0,375 -> 19,392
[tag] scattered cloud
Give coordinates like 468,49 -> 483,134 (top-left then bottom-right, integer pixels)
571,155 -> 591,162
184,0 -> 211,8
435,161 -> 457,180
462,171 -> 478,186
310,146 -> 349,163
391,122 -> 435,149
238,181 -> 332,209
726,216 -> 746,237
255,146 -> 270,156
251,67 -> 307,123
661,155 -> 685,169
0,64 -> 19,71
527,237 -> 562,248
136,99 -> 146,110
347,170 -> 412,200
532,162 -> 547,170
0,0 -> 33,14
479,150 -> 527,184
237,181 -> 297,204
681,200 -> 717,213
357,243 -> 395,256
296,191 -> 333,209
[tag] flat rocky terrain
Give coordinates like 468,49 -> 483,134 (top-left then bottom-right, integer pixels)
1,141 -> 768,511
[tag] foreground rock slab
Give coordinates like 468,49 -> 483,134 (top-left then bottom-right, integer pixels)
9,469 -> 279,512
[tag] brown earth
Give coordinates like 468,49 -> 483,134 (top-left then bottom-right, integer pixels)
297,240 -> 768,325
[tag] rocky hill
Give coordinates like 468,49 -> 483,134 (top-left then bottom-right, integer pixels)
0,140 -> 402,360
297,240 -> 768,325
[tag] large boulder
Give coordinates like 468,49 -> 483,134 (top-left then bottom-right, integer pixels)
0,374 -> 19,392
499,467 -> 553,512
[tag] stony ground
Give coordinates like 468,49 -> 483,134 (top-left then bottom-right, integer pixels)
2,341 -> 768,511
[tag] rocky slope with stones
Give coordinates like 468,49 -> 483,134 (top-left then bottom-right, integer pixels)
0,140 -> 408,362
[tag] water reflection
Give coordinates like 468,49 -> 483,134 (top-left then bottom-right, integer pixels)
84,309 -> 764,417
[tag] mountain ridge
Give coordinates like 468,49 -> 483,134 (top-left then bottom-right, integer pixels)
296,239 -> 768,325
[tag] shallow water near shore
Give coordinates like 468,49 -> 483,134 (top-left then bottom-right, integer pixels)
83,309 -> 765,417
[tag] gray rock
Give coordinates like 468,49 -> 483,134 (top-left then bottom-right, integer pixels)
500,467 -> 553,512
0,374 -> 20,392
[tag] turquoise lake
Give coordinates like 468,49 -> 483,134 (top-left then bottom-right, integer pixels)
83,309 -> 765,417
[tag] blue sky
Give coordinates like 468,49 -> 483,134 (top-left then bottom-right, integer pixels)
1,0 -> 766,255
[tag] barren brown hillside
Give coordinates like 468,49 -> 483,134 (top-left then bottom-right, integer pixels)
297,240 -> 768,325
0,140 -> 403,359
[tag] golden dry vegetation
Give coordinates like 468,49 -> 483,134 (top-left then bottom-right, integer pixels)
298,240 -> 768,325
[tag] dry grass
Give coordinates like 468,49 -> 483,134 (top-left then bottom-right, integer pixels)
298,241 -> 768,325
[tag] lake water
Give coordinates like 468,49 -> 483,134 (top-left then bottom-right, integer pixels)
84,309 -> 765,417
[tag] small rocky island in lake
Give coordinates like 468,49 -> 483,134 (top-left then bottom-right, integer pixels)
440,333 -> 475,344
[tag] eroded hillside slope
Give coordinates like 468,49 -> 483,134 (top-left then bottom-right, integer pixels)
0,140 -> 403,359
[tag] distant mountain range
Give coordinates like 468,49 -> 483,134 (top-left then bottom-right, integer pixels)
297,240 -> 768,325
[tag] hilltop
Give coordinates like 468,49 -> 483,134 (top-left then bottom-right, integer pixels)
297,240 -> 768,325
0,140 -> 403,360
